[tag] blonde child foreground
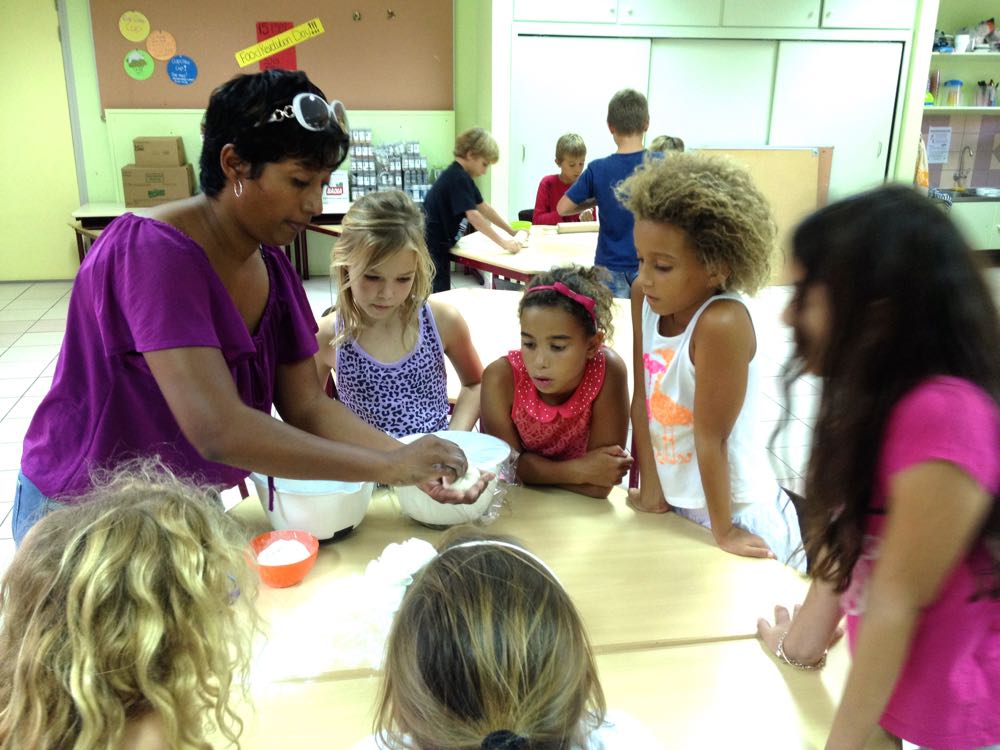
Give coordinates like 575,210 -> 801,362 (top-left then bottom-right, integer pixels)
481,265 -> 632,498
0,461 -> 259,750
317,190 -> 483,437
622,153 -> 803,565
532,133 -> 594,225
758,187 -> 1000,748
423,128 -> 524,292
354,530 -> 662,750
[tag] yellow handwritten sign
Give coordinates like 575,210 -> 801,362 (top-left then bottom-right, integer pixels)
235,18 -> 324,68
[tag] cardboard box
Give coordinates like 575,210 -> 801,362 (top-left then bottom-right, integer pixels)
122,164 -> 195,207
133,136 -> 186,167
321,170 -> 351,214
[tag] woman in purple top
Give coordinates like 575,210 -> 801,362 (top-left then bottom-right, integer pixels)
14,71 -> 484,545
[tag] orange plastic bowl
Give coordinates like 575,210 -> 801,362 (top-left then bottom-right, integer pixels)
250,529 -> 319,588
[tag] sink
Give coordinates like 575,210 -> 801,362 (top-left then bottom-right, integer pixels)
965,187 -> 1000,197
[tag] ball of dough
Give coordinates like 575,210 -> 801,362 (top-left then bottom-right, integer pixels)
444,466 -> 481,492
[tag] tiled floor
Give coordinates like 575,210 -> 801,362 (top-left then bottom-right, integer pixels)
2,267 -> 997,572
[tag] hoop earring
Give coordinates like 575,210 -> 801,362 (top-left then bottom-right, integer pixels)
233,179 -> 244,199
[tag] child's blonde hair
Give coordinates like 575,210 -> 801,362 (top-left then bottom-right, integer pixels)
0,460 -> 259,750
607,88 -> 649,135
649,134 -> 685,152
375,529 -> 606,749
330,190 -> 435,348
454,127 -> 500,163
555,133 -> 587,163
521,265 -> 616,342
617,152 -> 775,295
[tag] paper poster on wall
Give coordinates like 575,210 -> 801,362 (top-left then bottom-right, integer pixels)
119,11 -> 150,42
123,49 -> 155,80
167,55 -> 198,85
256,22 -> 297,71
234,18 -> 324,68
927,126 -> 952,164
146,30 -> 177,61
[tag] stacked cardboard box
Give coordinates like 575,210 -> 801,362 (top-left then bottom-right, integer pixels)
122,136 -> 195,207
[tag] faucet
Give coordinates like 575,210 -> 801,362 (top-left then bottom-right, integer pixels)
954,146 -> 974,190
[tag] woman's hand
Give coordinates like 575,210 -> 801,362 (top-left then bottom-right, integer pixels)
626,484 -> 669,513
757,604 -> 843,666
420,471 -> 495,505
715,524 -> 775,559
389,434 -> 468,486
579,445 -> 633,487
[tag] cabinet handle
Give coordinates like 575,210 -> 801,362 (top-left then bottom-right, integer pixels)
609,6 -> 615,13
627,7 -> 633,14
875,141 -> 883,157
522,145 -> 526,162
807,11 -> 814,18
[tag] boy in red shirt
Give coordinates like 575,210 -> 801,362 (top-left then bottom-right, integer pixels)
531,133 -> 594,225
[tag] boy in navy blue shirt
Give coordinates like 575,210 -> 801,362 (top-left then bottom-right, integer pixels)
424,128 -> 522,292
558,89 -> 650,298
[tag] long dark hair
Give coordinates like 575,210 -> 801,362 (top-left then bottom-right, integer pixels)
199,70 -> 350,197
786,185 -> 1000,593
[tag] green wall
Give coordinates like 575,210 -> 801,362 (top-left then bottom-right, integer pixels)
1,0 -> 81,281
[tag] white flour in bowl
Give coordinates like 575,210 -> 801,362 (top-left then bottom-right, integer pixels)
257,538 -> 311,566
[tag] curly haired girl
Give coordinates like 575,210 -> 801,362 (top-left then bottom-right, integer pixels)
0,460 -> 260,750
481,264 -> 632,498
619,153 -> 803,566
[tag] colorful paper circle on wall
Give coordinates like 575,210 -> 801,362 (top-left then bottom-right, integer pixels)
146,30 -> 177,60
118,11 -> 150,42
123,49 -> 155,80
167,55 -> 198,86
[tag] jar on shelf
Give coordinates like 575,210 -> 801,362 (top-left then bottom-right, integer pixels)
943,79 -> 963,106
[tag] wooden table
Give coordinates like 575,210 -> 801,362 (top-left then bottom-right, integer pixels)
231,485 -> 809,683
430,287 -> 633,401
453,223 -> 598,286
221,484 -> 892,749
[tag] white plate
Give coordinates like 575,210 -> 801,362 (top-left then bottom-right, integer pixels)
398,430 -> 511,471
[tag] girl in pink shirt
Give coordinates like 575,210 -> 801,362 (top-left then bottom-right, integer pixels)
481,265 -> 632,498
758,186 -> 1000,750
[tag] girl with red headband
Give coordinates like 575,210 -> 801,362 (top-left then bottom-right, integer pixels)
481,265 -> 632,498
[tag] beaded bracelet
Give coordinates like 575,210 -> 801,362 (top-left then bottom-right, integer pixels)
775,630 -> 827,670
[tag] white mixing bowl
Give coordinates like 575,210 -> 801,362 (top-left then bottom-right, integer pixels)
251,474 -> 374,542
393,431 -> 511,527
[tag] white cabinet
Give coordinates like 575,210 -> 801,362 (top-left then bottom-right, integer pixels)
820,0 -> 917,29
513,0 -> 722,26
950,201 -> 1000,250
647,39 -> 776,146
723,0 -> 821,28
508,36 -> 651,215
513,0 -> 616,24
768,41 -> 903,199
619,0 -> 722,26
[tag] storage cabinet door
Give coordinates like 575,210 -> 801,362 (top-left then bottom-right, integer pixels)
820,0 -> 917,29
722,0 -> 821,28
950,202 -> 1000,250
513,0 -> 617,23
619,0 -> 723,26
508,35 -> 651,216
768,41 -> 903,199
647,39 -> 776,147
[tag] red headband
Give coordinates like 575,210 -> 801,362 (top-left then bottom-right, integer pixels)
525,281 -> 597,323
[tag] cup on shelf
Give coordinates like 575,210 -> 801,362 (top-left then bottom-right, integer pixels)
954,34 -> 971,53
943,79 -> 963,107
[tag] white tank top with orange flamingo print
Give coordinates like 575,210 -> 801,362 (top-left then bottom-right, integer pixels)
640,294 -> 774,509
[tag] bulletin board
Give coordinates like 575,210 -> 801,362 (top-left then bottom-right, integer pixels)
700,147 -> 832,284
89,1 -> 453,111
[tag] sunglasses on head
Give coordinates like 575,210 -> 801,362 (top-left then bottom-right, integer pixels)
262,92 -> 348,134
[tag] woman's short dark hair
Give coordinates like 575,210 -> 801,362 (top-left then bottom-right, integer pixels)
199,70 -> 350,197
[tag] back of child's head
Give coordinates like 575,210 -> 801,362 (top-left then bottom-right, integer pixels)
788,185 -> 1000,594
520,265 -> 615,342
649,134 -> 684,153
617,152 -> 775,295
455,128 -> 500,164
0,460 -> 259,750
376,529 -> 605,750
331,190 -> 434,346
555,133 -> 587,163
606,88 -> 649,135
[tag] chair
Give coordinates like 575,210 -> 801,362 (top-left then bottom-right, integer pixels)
518,209 -> 534,222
